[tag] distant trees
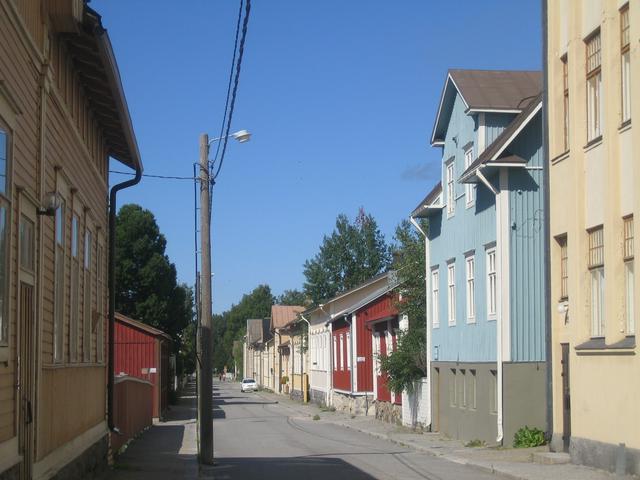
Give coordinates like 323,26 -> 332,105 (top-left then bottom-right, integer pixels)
276,289 -> 309,307
115,204 -> 194,374
303,209 -> 391,305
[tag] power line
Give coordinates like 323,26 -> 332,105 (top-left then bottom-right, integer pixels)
212,0 -> 252,185
109,170 -> 196,181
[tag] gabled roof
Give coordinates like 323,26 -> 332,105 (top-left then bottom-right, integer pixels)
411,181 -> 444,219
431,69 -> 542,146
115,313 -> 172,341
271,305 -> 305,330
459,93 -> 542,184
246,318 -> 271,346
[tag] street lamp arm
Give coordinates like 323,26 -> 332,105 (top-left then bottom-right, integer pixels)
207,129 -> 251,146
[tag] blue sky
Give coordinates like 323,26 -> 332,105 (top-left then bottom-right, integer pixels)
94,0 -> 542,314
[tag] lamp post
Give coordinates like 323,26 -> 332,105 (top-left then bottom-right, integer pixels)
197,129 -> 250,465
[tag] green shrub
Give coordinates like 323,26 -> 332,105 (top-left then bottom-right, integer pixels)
312,414 -> 320,421
465,439 -> 485,448
513,426 -> 546,448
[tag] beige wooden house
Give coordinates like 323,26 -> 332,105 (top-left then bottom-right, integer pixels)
0,1 -> 141,479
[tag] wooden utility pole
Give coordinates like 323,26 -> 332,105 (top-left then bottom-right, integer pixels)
198,133 -> 213,464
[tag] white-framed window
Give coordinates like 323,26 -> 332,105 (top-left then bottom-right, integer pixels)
558,235 -> 568,300
588,227 -> 605,337
624,216 -> 634,335
339,334 -> 344,370
346,332 -> 351,369
464,147 -> 475,207
333,335 -> 337,371
54,200 -> 66,363
486,248 -> 497,319
586,30 -> 603,142
447,263 -> 456,326
446,161 -> 455,217
466,255 -> 475,323
431,269 -> 440,328
621,5 -> 631,124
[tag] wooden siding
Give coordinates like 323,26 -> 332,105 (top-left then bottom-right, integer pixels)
507,112 -> 546,362
112,376 -> 153,453
331,319 -> 350,392
429,92 -> 498,363
0,0 -> 112,468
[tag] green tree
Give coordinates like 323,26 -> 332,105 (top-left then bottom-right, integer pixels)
212,285 -> 274,372
379,219 -> 428,394
276,289 -> 309,307
303,208 -> 391,305
115,204 -> 194,372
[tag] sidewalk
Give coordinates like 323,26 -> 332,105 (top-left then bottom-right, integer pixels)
104,381 -> 199,480
257,389 -> 636,480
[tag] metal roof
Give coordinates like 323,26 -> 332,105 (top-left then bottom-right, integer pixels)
411,181 -> 443,218
271,305 -> 305,330
114,313 -> 172,341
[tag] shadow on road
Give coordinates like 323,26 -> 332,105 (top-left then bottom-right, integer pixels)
213,456 -> 378,480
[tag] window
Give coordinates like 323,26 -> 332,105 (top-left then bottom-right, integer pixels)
588,227 -> 605,337
431,269 -> 440,328
489,370 -> 497,414
464,148 -> 475,207
83,229 -> 92,362
558,236 -> 568,300
468,370 -> 477,409
586,31 -> 602,142
562,55 -> 570,151
624,216 -> 634,335
333,335 -> 337,371
466,255 -> 475,323
486,249 -> 497,318
70,214 -> 80,362
19,215 -> 34,272
446,161 -> 455,217
0,159 -> 8,347
339,334 -> 343,370
54,201 -> 65,362
346,332 -> 351,369
447,263 -> 456,326
621,5 -> 631,124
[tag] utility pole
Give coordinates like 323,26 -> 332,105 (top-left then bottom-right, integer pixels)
198,133 -> 213,464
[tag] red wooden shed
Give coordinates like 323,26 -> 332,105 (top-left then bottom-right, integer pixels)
114,313 -> 172,419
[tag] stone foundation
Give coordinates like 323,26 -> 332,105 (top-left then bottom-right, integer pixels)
551,435 -> 640,476
0,463 -> 19,480
290,389 -> 303,402
332,392 -> 374,416
375,400 -> 402,425
51,434 -> 109,480
309,389 -> 327,407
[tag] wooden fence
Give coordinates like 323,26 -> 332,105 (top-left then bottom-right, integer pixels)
111,375 -> 154,453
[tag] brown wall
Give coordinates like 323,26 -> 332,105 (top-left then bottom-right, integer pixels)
112,377 -> 153,453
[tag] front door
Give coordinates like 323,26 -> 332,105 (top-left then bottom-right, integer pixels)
561,343 -> 571,452
18,201 -> 37,480
376,327 -> 391,402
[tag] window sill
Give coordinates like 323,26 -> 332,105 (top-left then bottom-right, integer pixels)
487,315 -> 497,322
448,322 -> 456,327
43,362 -> 106,369
583,136 -> 603,152
551,151 -> 570,165
619,119 -> 632,132
575,336 -> 635,355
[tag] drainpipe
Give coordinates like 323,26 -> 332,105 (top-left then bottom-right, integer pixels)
107,165 -> 142,431
476,166 -> 504,443
541,0 -> 554,445
299,314 -> 311,402
410,216 -> 431,431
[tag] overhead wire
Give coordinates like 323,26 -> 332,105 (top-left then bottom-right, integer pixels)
109,170 -> 196,180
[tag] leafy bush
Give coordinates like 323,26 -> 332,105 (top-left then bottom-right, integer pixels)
465,439 -> 485,448
378,327 -> 426,394
280,376 -> 289,384
513,426 -> 546,448
312,414 -> 320,421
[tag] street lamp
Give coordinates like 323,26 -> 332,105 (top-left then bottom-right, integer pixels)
196,128 -> 250,466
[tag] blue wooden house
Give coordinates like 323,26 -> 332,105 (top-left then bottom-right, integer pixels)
411,70 -> 546,446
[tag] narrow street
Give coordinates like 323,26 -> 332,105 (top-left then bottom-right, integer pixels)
211,381 -> 499,480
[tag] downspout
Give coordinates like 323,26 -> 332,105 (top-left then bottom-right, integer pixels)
108,165 -> 142,431
476,166 -> 504,443
410,216 -> 431,431
542,0 -> 554,444
299,314 -> 311,402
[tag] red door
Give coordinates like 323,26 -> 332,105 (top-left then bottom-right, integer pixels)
376,329 -> 391,402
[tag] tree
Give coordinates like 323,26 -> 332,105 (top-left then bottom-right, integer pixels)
303,208 -> 391,305
276,289 -> 309,307
115,204 -> 194,372
379,219 -> 428,394
212,285 -> 274,372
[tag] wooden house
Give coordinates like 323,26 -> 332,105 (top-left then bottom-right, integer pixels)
114,314 -> 171,420
0,1 -> 141,478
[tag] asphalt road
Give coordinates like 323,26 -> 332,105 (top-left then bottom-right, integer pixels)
211,381 -> 501,480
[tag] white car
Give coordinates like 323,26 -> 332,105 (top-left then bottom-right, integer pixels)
240,378 -> 257,392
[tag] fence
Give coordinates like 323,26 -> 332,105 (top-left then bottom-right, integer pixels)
112,375 -> 154,453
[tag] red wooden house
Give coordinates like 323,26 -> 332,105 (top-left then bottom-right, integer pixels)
114,313 -> 172,419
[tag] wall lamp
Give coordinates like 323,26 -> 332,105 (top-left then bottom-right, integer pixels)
37,191 -> 62,216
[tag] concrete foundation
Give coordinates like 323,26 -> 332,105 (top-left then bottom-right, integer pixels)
309,388 -> 328,407
566,436 -> 640,476
375,401 -> 402,425
0,463 -> 19,480
51,434 -> 109,480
